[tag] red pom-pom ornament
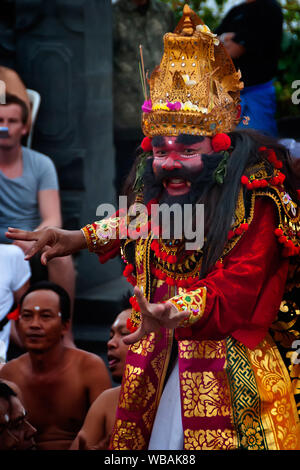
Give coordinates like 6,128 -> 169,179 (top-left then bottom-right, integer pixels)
211,133 -> 231,152
141,137 -> 152,152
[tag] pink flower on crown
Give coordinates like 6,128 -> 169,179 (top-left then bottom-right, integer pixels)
142,99 -> 152,113
167,101 -> 181,111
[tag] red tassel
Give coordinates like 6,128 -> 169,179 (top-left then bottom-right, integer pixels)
285,239 -> 294,249
126,275 -> 137,286
126,318 -> 138,333
166,277 -> 175,286
126,318 -> 132,330
227,230 -> 235,240
274,228 -> 283,237
7,305 -> 20,321
151,239 -> 158,251
123,264 -> 134,277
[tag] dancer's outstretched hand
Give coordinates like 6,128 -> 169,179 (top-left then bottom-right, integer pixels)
123,286 -> 190,345
5,227 -> 87,264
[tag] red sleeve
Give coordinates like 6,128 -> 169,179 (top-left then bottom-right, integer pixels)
175,198 -> 290,349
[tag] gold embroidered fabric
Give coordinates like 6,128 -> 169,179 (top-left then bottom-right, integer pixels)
119,364 -> 155,411
179,339 -> 226,360
248,335 -> 300,450
111,420 -> 146,450
130,332 -> 156,356
151,349 -> 168,378
180,370 -> 231,418
184,428 -> 237,450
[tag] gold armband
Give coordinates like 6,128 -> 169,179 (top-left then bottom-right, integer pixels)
169,287 -> 207,327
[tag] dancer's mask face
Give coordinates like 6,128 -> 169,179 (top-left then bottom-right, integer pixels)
152,135 -> 213,197
143,134 -> 223,208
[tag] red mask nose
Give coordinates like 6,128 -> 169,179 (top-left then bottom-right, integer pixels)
161,155 -> 182,170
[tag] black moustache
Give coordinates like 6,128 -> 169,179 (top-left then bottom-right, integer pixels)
142,152 -> 224,205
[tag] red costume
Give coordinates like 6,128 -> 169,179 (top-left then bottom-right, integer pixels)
83,183 -> 300,449
82,5 -> 300,450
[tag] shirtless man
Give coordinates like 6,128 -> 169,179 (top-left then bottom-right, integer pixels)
70,300 -> 131,450
0,281 -> 111,450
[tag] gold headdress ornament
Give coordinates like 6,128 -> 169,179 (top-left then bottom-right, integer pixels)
141,4 -> 244,138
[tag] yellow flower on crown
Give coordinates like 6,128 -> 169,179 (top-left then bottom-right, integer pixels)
141,4 -> 244,138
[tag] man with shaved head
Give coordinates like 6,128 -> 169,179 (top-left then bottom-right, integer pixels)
0,281 -> 111,450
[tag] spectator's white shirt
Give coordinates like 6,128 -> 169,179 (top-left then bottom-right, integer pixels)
0,244 -> 31,362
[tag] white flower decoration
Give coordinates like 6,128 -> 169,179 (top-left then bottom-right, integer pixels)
196,24 -> 220,45
182,74 -> 197,87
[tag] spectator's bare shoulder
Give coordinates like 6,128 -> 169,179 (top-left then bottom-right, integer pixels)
68,347 -> 111,382
92,386 -> 121,415
68,347 -> 108,371
67,347 -> 111,402
0,353 -> 29,381
84,388 -> 112,422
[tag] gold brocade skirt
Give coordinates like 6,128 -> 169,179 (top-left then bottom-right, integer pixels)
179,334 -> 300,450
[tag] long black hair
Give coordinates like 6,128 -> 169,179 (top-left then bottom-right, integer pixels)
199,129 -> 298,277
122,129 -> 298,278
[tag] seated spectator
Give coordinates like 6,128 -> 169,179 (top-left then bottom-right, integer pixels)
0,281 -> 112,450
70,295 -> 131,450
0,92 -> 76,345
0,379 -> 37,450
0,244 -> 31,365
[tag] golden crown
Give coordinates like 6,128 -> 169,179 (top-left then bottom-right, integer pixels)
141,4 -> 244,138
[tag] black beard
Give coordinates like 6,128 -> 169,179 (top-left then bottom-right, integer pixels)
142,153 -> 224,207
